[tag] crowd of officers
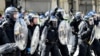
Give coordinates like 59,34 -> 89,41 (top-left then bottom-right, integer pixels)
0,6 -> 100,56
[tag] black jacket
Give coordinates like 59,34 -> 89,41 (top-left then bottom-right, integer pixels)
3,18 -> 15,43
46,26 -> 58,43
27,24 -> 40,47
70,18 -> 82,35
78,21 -> 94,41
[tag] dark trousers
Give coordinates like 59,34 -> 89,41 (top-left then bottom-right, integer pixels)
31,51 -> 40,56
43,43 -> 61,56
78,42 -> 92,56
70,36 -> 78,56
2,52 -> 16,56
91,39 -> 100,56
99,39 -> 100,42
2,49 -> 20,56
58,41 -> 69,56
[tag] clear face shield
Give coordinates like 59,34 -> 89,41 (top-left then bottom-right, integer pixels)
28,13 -> 39,26
33,17 -> 39,24
93,14 -> 97,20
51,21 -> 58,28
75,16 -> 82,22
75,12 -> 82,21
88,17 -> 94,25
13,12 -> 19,21
50,16 -> 58,28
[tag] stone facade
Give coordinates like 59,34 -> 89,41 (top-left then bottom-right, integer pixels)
19,0 -> 69,13
19,0 -> 57,13
0,0 -> 100,13
0,0 -> 5,13
67,0 -> 100,13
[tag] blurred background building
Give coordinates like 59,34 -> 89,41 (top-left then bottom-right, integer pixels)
0,0 -> 100,14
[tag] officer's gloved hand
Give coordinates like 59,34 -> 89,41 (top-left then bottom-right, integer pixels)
27,48 -> 30,54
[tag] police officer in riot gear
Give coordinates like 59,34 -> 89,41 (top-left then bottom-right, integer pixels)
70,12 -> 82,56
21,12 -> 40,56
0,20 -> 10,45
4,6 -> 18,42
42,15 -> 61,56
90,13 -> 100,56
0,6 -> 19,56
78,16 -> 94,56
55,8 -> 69,56
40,8 -> 69,56
96,13 -> 100,42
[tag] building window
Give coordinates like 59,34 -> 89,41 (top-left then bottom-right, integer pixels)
5,0 -> 18,8
79,0 -> 92,14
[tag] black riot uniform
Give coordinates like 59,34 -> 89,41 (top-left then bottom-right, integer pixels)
91,15 -> 100,56
0,6 -> 19,56
70,12 -> 82,56
55,8 -> 69,56
21,12 -> 40,56
0,19 -> 10,45
78,17 -> 94,56
42,16 -> 61,56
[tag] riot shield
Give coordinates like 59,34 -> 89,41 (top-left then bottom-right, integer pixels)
39,26 -> 48,55
30,26 -> 40,55
88,26 -> 95,45
14,18 -> 28,50
94,25 -> 100,39
58,20 -> 70,45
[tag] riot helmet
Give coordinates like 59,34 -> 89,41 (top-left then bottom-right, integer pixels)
56,8 -> 65,20
74,12 -> 82,21
28,12 -> 39,25
87,10 -> 96,17
45,10 -> 54,17
57,8 -> 65,15
5,6 -> 18,21
84,16 -> 94,25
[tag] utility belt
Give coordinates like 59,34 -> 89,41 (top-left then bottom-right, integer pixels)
2,49 -> 17,55
2,53 -> 16,56
82,38 -> 89,43
45,39 -> 58,44
81,37 -> 91,44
